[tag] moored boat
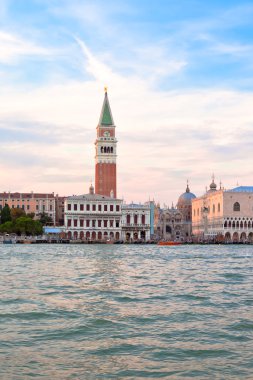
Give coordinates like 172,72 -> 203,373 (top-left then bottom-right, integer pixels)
157,241 -> 182,246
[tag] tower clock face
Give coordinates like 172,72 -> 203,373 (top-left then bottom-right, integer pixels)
103,131 -> 110,137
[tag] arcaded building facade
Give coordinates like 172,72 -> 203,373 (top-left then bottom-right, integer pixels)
121,203 -> 151,241
64,185 -> 122,241
192,181 -> 253,242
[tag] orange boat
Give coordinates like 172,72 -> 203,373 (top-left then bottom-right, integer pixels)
157,241 -> 182,246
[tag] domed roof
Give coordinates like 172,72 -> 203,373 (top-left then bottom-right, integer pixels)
208,175 -> 217,192
177,183 -> 196,206
89,183 -> 94,195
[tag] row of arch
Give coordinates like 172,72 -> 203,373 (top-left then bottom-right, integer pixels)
225,232 -> 253,242
224,220 -> 253,229
101,146 -> 113,154
67,231 -> 120,240
125,231 -> 146,240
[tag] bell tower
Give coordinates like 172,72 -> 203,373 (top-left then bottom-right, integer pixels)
95,88 -> 117,197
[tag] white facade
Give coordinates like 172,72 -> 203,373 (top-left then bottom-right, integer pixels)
64,187 -> 122,241
192,185 -> 253,242
64,195 -> 151,242
121,203 -> 151,241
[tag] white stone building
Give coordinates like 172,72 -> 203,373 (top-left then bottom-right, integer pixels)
192,181 -> 253,242
121,203 -> 151,241
64,185 -> 122,241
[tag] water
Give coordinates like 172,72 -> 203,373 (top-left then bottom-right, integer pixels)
0,244 -> 252,379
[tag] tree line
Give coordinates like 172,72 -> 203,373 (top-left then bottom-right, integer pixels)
0,204 -> 53,235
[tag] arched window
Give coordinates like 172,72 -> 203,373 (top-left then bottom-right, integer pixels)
142,214 -> 145,224
232,221 -> 235,228
126,214 -> 130,224
228,221 -> 231,228
233,202 -> 240,212
166,225 -> 172,233
197,208 -> 199,216
213,204 -> 215,213
224,221 -> 227,228
218,203 -> 220,212
101,146 -> 104,153
111,147 -> 113,153
134,214 -> 138,224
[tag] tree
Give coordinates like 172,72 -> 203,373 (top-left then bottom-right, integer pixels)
0,221 -> 14,234
14,217 -> 43,236
26,212 -> 35,220
11,208 -> 26,221
39,212 -> 53,226
1,204 -> 11,224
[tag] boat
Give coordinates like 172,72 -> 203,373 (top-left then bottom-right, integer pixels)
157,241 -> 182,246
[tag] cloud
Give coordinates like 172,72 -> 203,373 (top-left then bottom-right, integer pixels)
0,25 -> 253,203
0,31 -> 52,64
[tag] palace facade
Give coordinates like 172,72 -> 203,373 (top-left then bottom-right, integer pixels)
192,180 -> 253,242
64,185 -> 122,241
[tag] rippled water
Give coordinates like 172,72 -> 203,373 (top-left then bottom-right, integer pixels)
0,244 -> 252,379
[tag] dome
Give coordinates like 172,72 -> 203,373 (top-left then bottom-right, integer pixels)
208,175 -> 217,192
177,183 -> 196,207
89,184 -> 94,195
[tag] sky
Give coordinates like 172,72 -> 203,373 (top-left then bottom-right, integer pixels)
1,0 -> 253,205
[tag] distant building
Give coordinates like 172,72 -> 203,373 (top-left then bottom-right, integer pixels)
192,180 -> 253,242
64,185 -> 122,241
0,191 -> 56,224
121,202 -> 151,241
157,206 -> 185,241
177,182 -> 196,238
55,195 -> 66,226
156,183 -> 196,241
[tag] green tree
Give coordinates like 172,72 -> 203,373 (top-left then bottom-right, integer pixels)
1,204 -> 11,224
10,207 -> 26,221
33,220 -> 43,235
0,221 -> 14,233
14,217 -> 43,236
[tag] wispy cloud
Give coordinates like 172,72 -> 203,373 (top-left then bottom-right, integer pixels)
0,31 -> 52,64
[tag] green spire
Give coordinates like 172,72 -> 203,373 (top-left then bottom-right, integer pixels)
99,89 -> 114,126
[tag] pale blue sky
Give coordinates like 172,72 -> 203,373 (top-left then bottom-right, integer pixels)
1,0 -> 253,203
